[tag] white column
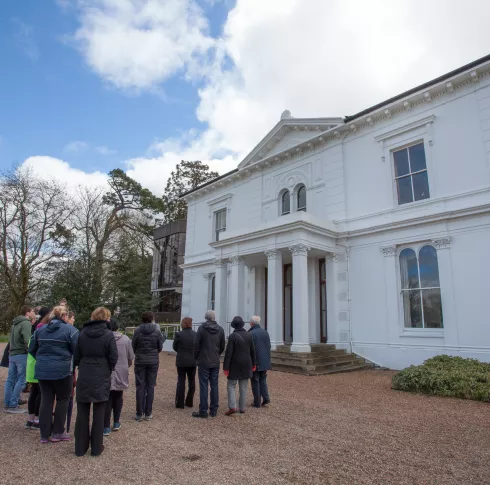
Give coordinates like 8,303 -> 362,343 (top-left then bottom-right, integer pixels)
246,265 -> 256,323
308,258 -> 320,344
432,237 -> 458,345
214,258 -> 228,326
254,266 -> 266,321
325,253 -> 338,344
290,244 -> 311,353
265,249 -> 283,350
380,246 -> 399,344
229,256 -> 245,319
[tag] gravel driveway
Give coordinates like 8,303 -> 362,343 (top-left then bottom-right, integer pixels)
1,345 -> 489,485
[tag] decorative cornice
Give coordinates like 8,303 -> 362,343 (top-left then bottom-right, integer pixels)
431,237 -> 451,250
380,246 -> 397,257
289,243 -> 311,256
264,249 -> 279,260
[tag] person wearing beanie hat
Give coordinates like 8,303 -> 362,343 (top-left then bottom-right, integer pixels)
223,316 -> 256,415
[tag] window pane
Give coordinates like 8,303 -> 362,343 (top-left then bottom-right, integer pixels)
282,191 -> 290,214
418,245 -> 440,288
399,248 -> 419,289
402,290 -> 422,328
285,265 -> 292,285
297,186 -> 306,210
393,149 -> 410,177
396,176 -> 413,205
211,276 -> 215,301
409,143 -> 427,172
412,171 -> 430,201
422,289 -> 443,328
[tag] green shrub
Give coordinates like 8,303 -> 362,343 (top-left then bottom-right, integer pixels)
392,355 -> 490,402
0,335 -> 9,343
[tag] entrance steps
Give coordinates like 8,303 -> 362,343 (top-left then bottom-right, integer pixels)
271,344 -> 373,376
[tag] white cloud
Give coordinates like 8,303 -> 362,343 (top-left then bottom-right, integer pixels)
64,140 -> 89,153
71,0 -> 215,91
11,18 -> 40,62
54,0 -> 490,193
22,156 -> 108,192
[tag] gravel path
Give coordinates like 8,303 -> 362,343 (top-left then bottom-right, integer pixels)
1,345 -> 489,485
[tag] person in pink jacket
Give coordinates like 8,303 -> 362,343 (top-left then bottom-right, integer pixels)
103,318 -> 134,435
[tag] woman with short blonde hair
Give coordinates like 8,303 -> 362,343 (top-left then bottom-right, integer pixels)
74,307 -> 118,457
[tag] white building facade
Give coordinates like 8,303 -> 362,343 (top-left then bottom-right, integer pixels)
180,55 -> 490,370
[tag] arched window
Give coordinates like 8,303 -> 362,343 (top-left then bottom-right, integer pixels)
210,275 -> 215,310
281,190 -> 290,215
297,185 -> 306,211
399,245 -> 442,329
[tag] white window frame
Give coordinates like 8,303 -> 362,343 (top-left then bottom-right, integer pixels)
396,242 -> 444,338
280,189 -> 291,216
207,193 -> 233,243
375,115 -> 435,209
392,142 -> 430,206
214,209 -> 227,242
295,184 -> 307,212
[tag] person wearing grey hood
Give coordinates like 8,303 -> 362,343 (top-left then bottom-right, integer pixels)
4,305 -> 36,413
223,316 -> 256,415
192,310 -> 225,418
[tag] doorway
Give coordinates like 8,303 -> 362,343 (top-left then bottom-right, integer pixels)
283,264 -> 293,344
319,258 -> 327,342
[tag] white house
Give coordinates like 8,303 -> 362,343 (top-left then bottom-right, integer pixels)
179,55 -> 490,370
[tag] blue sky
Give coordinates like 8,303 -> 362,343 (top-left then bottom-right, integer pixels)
0,0 -> 230,175
0,0 -> 488,195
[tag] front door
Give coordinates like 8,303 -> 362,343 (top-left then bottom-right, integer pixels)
283,264 -> 293,344
319,258 -> 327,342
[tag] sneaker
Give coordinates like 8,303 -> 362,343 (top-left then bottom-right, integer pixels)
144,414 -> 153,421
134,415 -> 143,422
5,407 -> 27,414
103,428 -> 111,436
25,420 -> 33,429
31,421 -> 40,430
112,423 -> 121,431
239,409 -> 246,414
18,399 -> 27,405
192,411 -> 208,419
225,408 -> 236,416
40,438 -> 49,444
50,433 -> 72,442
262,400 -> 271,406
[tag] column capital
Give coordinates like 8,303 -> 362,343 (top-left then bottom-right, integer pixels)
289,243 -> 310,256
229,255 -> 244,266
203,273 -> 213,280
380,246 -> 397,257
246,265 -> 255,274
326,252 -> 344,263
432,237 -> 451,250
264,249 -> 279,260
214,258 -> 227,267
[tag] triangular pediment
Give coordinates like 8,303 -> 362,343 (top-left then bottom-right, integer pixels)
238,113 -> 343,169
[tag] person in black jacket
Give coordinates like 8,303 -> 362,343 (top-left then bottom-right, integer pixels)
173,317 -> 197,409
223,316 -> 256,415
74,307 -> 118,457
192,310 -> 225,419
248,315 -> 272,407
132,312 -> 165,421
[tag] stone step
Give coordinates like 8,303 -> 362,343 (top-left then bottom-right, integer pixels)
271,349 -> 347,359
273,344 -> 337,354
271,353 -> 362,366
271,361 -> 373,376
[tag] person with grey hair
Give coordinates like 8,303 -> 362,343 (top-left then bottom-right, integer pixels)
192,310 -> 225,418
248,315 -> 272,407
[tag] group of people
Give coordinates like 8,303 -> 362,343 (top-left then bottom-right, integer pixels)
174,310 -> 271,418
2,304 -> 271,456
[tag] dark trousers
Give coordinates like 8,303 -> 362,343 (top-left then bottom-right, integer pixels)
198,367 -> 219,416
75,401 -> 106,456
66,396 -> 74,433
175,366 -> 196,408
27,382 -> 41,416
135,364 -> 159,417
251,371 -> 270,406
38,376 -> 72,439
104,390 -> 124,428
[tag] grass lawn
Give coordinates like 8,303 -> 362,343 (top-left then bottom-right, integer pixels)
1,344 -> 489,484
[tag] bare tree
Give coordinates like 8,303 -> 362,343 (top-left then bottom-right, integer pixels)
0,168 -> 74,323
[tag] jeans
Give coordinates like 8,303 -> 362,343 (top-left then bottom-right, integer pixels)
175,366 -> 196,408
198,367 -> 219,416
135,364 -> 159,417
75,401 -> 106,456
38,376 -> 73,439
4,354 -> 27,408
251,371 -> 270,407
104,390 -> 124,428
227,379 -> 248,411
